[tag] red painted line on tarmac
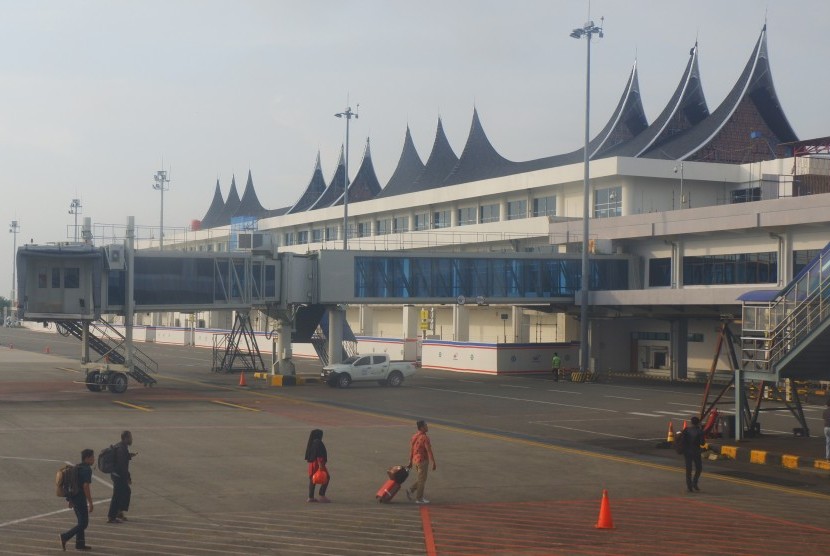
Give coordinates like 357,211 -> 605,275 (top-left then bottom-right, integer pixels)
420,505 -> 437,556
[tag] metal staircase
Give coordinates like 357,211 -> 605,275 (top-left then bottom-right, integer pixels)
55,319 -> 158,386
741,242 -> 830,379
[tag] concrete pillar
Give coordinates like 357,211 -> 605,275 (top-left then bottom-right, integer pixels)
403,305 -> 419,339
450,204 -> 458,227
511,306 -> 529,343
499,199 -> 508,222
670,318 -> 688,380
359,305 -> 374,335
276,319 -> 295,375
452,305 -> 469,341
82,321 -> 90,363
327,307 -> 345,365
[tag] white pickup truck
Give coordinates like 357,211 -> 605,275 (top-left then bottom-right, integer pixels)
321,353 -> 419,388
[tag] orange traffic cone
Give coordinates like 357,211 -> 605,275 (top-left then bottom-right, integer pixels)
595,489 -> 615,529
682,420 -> 688,430
238,371 -> 248,387
666,421 -> 675,443
44,346 -> 51,354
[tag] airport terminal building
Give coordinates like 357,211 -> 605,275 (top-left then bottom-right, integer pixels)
142,26 -> 829,377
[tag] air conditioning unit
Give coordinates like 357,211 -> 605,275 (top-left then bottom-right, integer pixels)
105,245 -> 125,270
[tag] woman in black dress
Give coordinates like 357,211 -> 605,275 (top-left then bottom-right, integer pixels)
305,429 -> 330,502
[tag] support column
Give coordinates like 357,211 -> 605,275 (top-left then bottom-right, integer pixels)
452,305 -> 469,342
670,318 -> 688,380
511,306 -> 528,343
327,306 -> 345,365
125,216 -> 135,373
359,305 -> 374,335
402,305 -> 419,339
275,319 -> 295,375
734,367 -> 743,441
82,321 -> 90,364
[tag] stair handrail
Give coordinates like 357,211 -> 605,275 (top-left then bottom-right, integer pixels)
91,320 -> 159,374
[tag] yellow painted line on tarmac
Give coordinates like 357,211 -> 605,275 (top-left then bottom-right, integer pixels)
113,400 -> 152,412
155,373 -> 830,500
210,400 -> 260,412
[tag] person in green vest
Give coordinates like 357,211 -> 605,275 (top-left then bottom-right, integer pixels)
551,352 -> 561,382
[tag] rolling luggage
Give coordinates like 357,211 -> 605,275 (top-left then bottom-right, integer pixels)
376,465 -> 410,503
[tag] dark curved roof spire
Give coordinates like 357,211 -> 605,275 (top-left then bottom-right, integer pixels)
443,108 -> 517,186
411,118 -> 459,191
334,138 -> 381,205
213,175 -> 241,227
378,126 -> 425,198
605,43 -> 709,158
233,170 -> 267,220
288,152 -> 327,213
643,26 -> 798,163
198,179 -> 225,229
308,146 -> 347,210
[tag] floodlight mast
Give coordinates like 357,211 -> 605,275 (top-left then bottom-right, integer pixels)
570,17 -> 604,375
9,219 -> 20,317
152,169 -> 171,250
334,104 -> 358,250
69,198 -> 82,242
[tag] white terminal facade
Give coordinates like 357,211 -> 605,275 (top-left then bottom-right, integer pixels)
151,26 -> 828,377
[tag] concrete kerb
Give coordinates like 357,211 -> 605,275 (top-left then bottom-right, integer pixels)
709,442 -> 830,476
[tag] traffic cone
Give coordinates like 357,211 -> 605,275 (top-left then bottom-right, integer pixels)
595,489 -> 614,529
682,420 -> 688,430
44,346 -> 51,354
238,371 -> 248,387
666,421 -> 675,443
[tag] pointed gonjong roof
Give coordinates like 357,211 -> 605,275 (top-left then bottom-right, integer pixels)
212,175 -> 241,228
411,118 -> 459,191
233,170 -> 268,220
198,179 -> 225,229
604,44 -> 709,158
288,152 -> 327,214
443,108 -> 518,186
519,60 -> 649,173
643,25 -> 798,163
333,139 -> 382,206
377,126 -> 425,198
308,146 -> 347,210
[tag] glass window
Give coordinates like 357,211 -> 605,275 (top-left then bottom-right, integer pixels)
433,210 -> 451,229
312,228 -> 323,243
393,216 -> 409,233
297,231 -> 308,245
64,268 -> 80,289
372,355 -> 386,364
533,195 -> 556,217
375,219 -> 392,235
38,267 -> 48,288
414,212 -> 429,231
507,200 -> 527,221
355,356 -> 371,366
794,249 -> 822,276
283,232 -> 295,246
457,207 -> 477,226
683,252 -> 777,285
51,268 -> 61,288
594,186 -> 622,218
357,222 -> 372,237
325,226 -> 337,241
731,188 -> 761,203
480,204 -> 500,223
649,258 -> 671,287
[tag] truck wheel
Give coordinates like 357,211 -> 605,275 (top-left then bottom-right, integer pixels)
85,371 -> 103,392
337,373 -> 352,388
108,372 -> 129,394
387,371 -> 404,387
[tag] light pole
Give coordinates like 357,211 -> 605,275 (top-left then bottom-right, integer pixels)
9,220 -> 20,315
69,198 -> 82,242
570,18 -> 603,374
673,162 -> 685,208
335,104 -> 358,250
152,169 -> 171,250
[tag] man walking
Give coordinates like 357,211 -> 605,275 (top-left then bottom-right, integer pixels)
59,449 -> 95,551
680,417 -> 706,492
551,352 -> 561,382
107,430 -> 137,523
406,420 -> 436,504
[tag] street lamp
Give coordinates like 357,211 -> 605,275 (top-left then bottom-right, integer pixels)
9,219 -> 20,316
335,104 -> 358,250
673,162 -> 685,209
68,198 -> 82,242
152,169 -> 171,250
570,17 -> 604,375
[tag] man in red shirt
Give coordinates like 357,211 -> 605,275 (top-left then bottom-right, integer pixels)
406,420 -> 436,504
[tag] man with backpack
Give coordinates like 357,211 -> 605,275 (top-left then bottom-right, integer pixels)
678,417 -> 706,492
59,449 -> 95,551
107,430 -> 137,524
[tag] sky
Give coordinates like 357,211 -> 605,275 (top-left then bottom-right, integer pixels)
2,0 -> 830,300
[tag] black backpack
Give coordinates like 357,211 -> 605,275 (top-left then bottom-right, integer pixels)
98,444 -> 117,473
56,465 -> 80,498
